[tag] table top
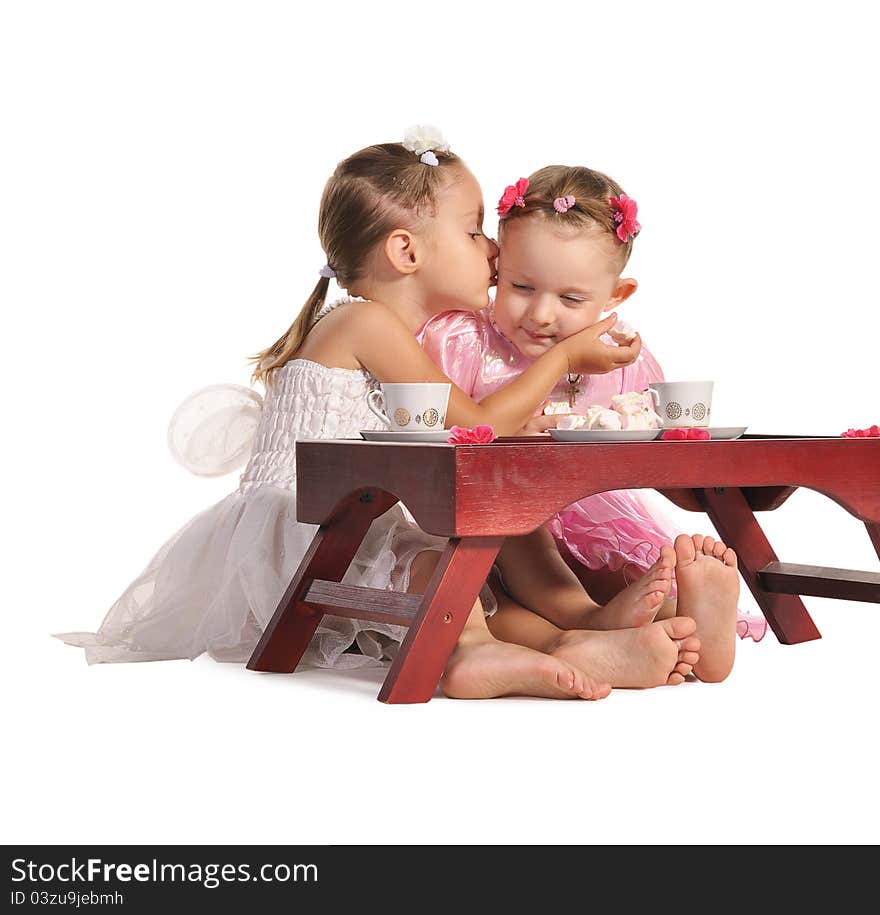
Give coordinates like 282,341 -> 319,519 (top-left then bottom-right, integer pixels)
296,434 -> 880,536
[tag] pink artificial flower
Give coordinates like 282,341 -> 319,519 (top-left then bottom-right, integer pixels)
497,178 -> 529,217
553,195 -> 576,213
447,425 -> 497,445
660,428 -> 711,441
609,194 -> 641,243
841,425 -> 880,438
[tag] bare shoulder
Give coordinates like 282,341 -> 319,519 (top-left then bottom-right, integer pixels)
294,299 -> 375,369
344,299 -> 410,332
296,299 -> 414,369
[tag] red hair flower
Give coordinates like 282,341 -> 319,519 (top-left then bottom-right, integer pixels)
841,425 -> 880,438
497,178 -> 529,217
447,425 -> 496,444
660,428 -> 710,441
609,194 -> 641,243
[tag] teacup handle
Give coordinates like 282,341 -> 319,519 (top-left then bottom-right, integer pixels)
644,387 -> 660,411
367,389 -> 390,427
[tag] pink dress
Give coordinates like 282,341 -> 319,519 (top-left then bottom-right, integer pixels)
418,305 -> 767,642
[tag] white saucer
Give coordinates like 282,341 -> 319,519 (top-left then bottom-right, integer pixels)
705,426 -> 748,440
549,426 -> 748,443
360,429 -> 451,443
549,429 -> 661,443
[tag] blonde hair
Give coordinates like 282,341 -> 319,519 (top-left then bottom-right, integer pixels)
251,142 -> 462,386
499,165 -> 637,269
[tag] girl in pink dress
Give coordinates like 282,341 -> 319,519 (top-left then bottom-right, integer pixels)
419,164 -> 765,681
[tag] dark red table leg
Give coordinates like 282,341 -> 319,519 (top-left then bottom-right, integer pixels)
248,490 -> 398,672
696,486 -> 821,644
379,536 -> 504,704
867,523 -> 880,561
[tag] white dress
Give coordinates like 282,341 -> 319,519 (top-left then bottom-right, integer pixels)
56,357 -> 468,668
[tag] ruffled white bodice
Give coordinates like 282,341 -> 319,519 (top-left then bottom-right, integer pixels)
238,359 -> 383,495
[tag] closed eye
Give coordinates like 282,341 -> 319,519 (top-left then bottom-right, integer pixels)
512,282 -> 533,291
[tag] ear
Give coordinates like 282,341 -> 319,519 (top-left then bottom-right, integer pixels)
604,277 -> 638,311
383,228 -> 420,276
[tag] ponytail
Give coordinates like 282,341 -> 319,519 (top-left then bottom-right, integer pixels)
250,137 -> 463,387
250,276 -> 330,386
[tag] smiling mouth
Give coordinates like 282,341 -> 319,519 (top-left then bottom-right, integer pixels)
523,329 -> 554,341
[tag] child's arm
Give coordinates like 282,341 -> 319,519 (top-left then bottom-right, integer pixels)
350,302 -> 640,435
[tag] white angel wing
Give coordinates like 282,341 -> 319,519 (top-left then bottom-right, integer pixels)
167,384 -> 264,477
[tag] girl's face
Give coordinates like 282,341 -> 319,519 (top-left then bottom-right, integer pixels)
419,166 -> 499,313
493,217 -> 632,358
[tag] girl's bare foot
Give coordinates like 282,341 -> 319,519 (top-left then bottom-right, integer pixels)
441,636 -> 612,701
550,617 -> 701,688
673,533 -> 740,683
585,545 -> 676,630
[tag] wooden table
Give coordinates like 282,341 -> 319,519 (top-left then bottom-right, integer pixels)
247,435 -> 880,702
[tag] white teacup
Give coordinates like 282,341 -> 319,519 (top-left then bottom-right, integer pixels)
645,381 -> 713,428
367,382 -> 451,431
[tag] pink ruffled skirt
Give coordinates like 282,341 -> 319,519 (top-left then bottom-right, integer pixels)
548,490 -> 768,642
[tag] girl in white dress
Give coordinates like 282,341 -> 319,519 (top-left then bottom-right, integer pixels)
57,127 -> 700,699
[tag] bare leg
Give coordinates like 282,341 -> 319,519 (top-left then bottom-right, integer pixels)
406,551 -> 611,701
559,544 -> 638,605
673,534 -> 740,683
559,542 -> 680,625
497,528 -> 674,630
486,577 -> 700,688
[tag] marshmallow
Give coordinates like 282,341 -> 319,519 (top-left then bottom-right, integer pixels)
584,405 -> 623,430
557,392 -> 660,433
543,401 -> 572,416
555,414 -> 589,431
556,409 -> 622,432
610,391 -> 662,430
612,319 -> 637,343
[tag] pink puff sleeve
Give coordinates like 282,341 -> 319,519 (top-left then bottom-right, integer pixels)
417,310 -> 487,397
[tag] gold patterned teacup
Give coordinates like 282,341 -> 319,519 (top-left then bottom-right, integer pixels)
367,383 -> 451,431
645,381 -> 714,428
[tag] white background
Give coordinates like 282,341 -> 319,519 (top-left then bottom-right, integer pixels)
2,1 -> 879,845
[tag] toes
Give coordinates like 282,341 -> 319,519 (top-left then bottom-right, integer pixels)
678,635 -> 701,653
691,533 -> 705,553
712,540 -> 727,560
673,662 -> 693,678
645,572 -> 672,597
585,680 -> 612,700
701,535 -> 715,556
666,672 -> 685,686
723,547 -> 738,568
673,533 -> 697,566
679,650 -> 700,666
659,544 -> 677,569
661,616 -> 698,639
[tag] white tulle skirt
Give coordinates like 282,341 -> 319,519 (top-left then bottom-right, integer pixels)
56,485 -> 484,668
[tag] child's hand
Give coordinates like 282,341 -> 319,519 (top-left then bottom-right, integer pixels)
516,412 -> 563,435
561,313 -> 642,375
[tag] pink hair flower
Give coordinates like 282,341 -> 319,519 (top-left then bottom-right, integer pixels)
660,428 -> 710,441
841,425 -> 880,438
497,178 -> 529,217
609,194 -> 641,243
553,195 -> 576,214
447,425 -> 496,445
